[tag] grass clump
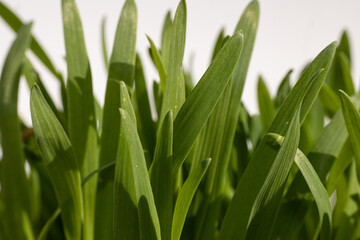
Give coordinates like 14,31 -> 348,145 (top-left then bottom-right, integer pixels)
0,0 -> 359,239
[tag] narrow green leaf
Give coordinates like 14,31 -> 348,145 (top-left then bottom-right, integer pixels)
159,0 -> 187,123
339,90 -> 360,175
257,75 -> 276,132
30,85 -> 83,240
150,111 -> 173,240
101,17 -> 109,70
62,0 -> 98,238
95,80 -> 135,239
339,52 -> 355,95
246,108 -> 300,240
160,11 -> 172,69
172,158 -> 211,240
147,35 -> 167,92
210,28 -> 225,61
274,70 -> 292,108
134,54 -> 156,157
0,23 -> 33,240
268,133 -> 332,240
172,31 -> 243,175
319,83 -> 341,117
107,0 -> 137,89
114,109 -> 160,240
220,42 -> 335,240
38,208 -> 61,240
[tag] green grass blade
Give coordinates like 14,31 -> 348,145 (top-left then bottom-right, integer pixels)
38,208 -> 61,240
171,31 -> 243,175
62,0 -> 99,238
114,109 -> 160,240
147,35 -> 167,92
210,28 -> 225,61
0,23 -> 33,240
257,75 -> 276,132
134,54 -> 156,157
160,11 -> 172,69
339,52 -> 355,95
269,133 -> 332,239
219,42 -> 335,240
246,108 -> 300,240
95,80 -> 135,239
172,158 -> 211,240
274,70 -> 293,108
339,90 -> 360,175
150,111 -> 173,240
30,85 -> 83,240
159,0 -> 187,123
107,0 -> 137,89
101,17 -> 109,71
319,83 -> 341,117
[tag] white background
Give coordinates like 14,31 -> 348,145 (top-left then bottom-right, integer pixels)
1,0 -> 360,125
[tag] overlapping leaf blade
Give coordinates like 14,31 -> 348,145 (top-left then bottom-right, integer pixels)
114,109 -> 160,240
30,85 -> 83,240
0,23 -> 33,240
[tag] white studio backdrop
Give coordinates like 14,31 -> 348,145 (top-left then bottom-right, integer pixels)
1,0 -> 360,125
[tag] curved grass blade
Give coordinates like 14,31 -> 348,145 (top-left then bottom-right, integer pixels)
220,42 -> 335,240
268,133 -> 332,240
319,83 -> 340,117
0,23 -> 33,240
210,28 -> 225,61
339,90 -> 360,175
37,208 -> 61,240
257,75 -> 276,132
62,1 -> 99,238
147,35 -> 167,92
150,111 -> 173,240
159,0 -> 187,123
172,31 -> 243,176
30,85 -> 83,240
114,109 -> 160,240
160,11 -> 172,69
95,80 -> 135,240
172,158 -> 211,240
101,17 -> 109,70
339,52 -> 354,95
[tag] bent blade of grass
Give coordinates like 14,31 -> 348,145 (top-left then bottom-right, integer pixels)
159,0 -> 187,123
0,23 -> 33,240
150,111 -> 173,240
114,109 -> 160,240
101,17 -> 109,71
257,75 -> 276,132
319,83 -> 341,117
338,52 -> 354,95
246,108 -> 300,240
274,70 -> 293,108
268,133 -> 332,240
172,158 -> 211,240
220,42 -> 335,240
147,35 -> 167,92
210,28 -> 225,61
62,0 -> 99,238
38,208 -> 61,240
30,85 -> 83,240
172,31 -> 243,176
95,80 -> 135,239
339,90 -> 360,175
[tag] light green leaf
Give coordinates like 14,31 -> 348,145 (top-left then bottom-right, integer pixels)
257,75 -> 276,132
210,28 -> 225,61
0,23 -> 33,240
220,42 -> 335,240
171,31 -> 243,175
101,17 -> 109,71
268,133 -> 332,240
61,1 -> 98,238
274,70 -> 292,108
30,85 -> 83,240
319,83 -> 341,117
147,35 -> 167,92
339,52 -> 355,95
160,11 -> 172,69
37,208 -> 61,240
114,109 -> 160,240
159,0 -> 187,123
172,158 -> 211,240
339,90 -> 360,175
150,111 -> 173,240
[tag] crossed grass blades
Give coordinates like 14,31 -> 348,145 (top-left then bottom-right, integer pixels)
0,0 -> 359,239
